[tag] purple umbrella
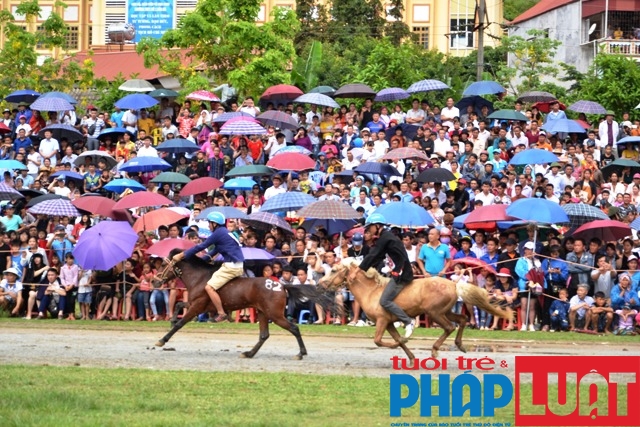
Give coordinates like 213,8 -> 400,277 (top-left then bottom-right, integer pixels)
568,100 -> 607,115
407,79 -> 449,93
375,88 -> 410,102
242,212 -> 293,234
354,162 -> 401,176
73,221 -> 137,270
211,112 -> 254,124
219,120 -> 267,135
0,183 -> 24,201
30,97 -> 74,112
257,111 -> 298,131
28,199 -> 81,217
241,247 -> 275,261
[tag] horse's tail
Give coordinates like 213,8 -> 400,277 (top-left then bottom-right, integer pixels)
284,284 -> 338,314
456,282 -> 513,321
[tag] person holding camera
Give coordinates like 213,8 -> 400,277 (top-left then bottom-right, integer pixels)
47,225 -> 75,264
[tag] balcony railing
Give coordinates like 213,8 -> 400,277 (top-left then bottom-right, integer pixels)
599,39 -> 640,57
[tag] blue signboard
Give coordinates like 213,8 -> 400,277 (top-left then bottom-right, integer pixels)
127,0 -> 174,42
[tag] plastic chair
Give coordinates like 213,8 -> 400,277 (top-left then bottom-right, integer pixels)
325,309 -> 346,325
235,308 -> 256,323
298,310 -> 311,324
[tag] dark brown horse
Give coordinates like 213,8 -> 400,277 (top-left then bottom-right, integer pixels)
152,249 -> 325,359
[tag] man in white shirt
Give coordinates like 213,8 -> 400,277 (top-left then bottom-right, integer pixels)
263,175 -> 287,200
81,108 -> 105,151
239,97 -> 260,117
510,126 -> 529,148
121,109 -> 138,135
544,184 -> 560,203
305,105 -> 320,125
440,98 -> 460,127
373,136 -> 389,158
341,150 -> 360,170
161,116 -> 178,140
599,114 -> 619,148
475,182 -> 495,206
39,130 -> 59,167
433,129 -> 452,158
405,99 -> 426,126
60,146 -> 77,166
544,163 -> 567,197
137,137 -> 158,157
15,116 -> 32,136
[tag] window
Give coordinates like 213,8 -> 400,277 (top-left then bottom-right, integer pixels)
176,0 -> 198,9
88,25 -> 93,46
36,26 -> 44,49
450,18 -> 474,48
65,26 -> 79,50
105,0 -> 126,8
412,26 -> 430,49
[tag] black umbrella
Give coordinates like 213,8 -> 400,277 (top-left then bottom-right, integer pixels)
26,194 -> 69,209
601,158 -> 640,179
333,84 -> 376,99
455,96 -> 494,117
18,189 -> 45,199
384,123 -> 418,143
417,168 -> 456,183
39,124 -> 83,142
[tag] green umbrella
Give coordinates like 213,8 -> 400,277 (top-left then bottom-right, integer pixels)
226,164 -> 274,178
309,86 -> 336,96
148,89 -> 180,98
487,110 -> 528,121
150,172 -> 191,184
601,158 -> 640,179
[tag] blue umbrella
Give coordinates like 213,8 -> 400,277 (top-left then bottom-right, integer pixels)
293,93 -> 340,108
40,92 -> 78,105
219,120 -> 267,135
373,202 -> 434,229
462,81 -> 505,97
197,206 -> 248,220
0,160 -> 27,170
407,79 -> 449,93
39,124 -> 83,141
617,136 -> 640,145
156,138 -> 200,153
114,94 -> 159,110
374,88 -> 410,102
211,112 -> 254,124
453,213 -> 468,229
568,100 -> 607,115
542,119 -> 588,134
508,149 -> 559,165
50,171 -> 84,181
223,178 -> 257,190
455,96 -> 494,116
354,162 -> 400,176
272,146 -> 312,156
302,218 -> 358,235
119,157 -> 172,173
242,247 -> 275,260
30,97 -> 74,112
183,225 -> 212,239
5,89 -> 40,103
630,217 -> 640,231
104,178 -> 147,193
261,192 -> 316,213
97,127 -> 132,141
506,198 -> 569,224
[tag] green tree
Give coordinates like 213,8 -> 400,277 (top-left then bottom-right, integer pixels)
137,0 -> 299,98
385,0 -> 412,46
328,0 -> 386,46
503,0 -> 539,21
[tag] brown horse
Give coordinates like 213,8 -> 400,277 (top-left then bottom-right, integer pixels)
319,258 -> 512,361
152,249 -> 327,359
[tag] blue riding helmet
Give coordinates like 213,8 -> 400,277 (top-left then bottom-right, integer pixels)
365,213 -> 386,226
206,211 -> 226,225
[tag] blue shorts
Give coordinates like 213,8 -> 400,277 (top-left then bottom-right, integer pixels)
78,292 -> 92,304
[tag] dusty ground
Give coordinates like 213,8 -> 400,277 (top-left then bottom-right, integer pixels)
1,326 -> 637,378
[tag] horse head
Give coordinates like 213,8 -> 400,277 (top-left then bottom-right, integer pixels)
152,249 -> 184,288
319,257 -> 357,290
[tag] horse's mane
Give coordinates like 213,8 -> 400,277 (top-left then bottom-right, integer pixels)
339,257 -> 389,287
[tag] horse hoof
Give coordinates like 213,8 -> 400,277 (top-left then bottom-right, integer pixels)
399,337 -> 409,344
457,345 -> 467,353
239,352 -> 253,359
292,354 -> 303,360
431,350 -> 439,358
155,340 -> 165,347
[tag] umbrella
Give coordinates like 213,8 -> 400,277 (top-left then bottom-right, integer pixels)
223,178 -> 257,191
226,164 -> 273,178
573,219 -> 631,242
242,212 -> 293,234
382,147 -> 428,161
464,205 -> 516,230
73,151 -> 118,169
186,90 -> 220,102
257,111 -> 298,131
354,162 -> 400,176
407,79 -> 449,93
241,247 -> 275,260
0,123 -> 11,135
39,124 -> 83,141
508,149 -> 559,165
72,196 -> 117,217
455,96 -> 494,116
150,172 -> 191,185
562,203 -> 610,228
293,93 -> 339,108
506,198 -> 569,224
261,85 -> 304,101
333,83 -> 376,99
114,192 -> 174,210
416,168 -> 456,183
146,238 -> 195,258
114,94 -> 159,110
629,217 -> 640,231
219,120 -> 267,135
272,146 -> 312,156
5,89 -> 40,103
103,178 -> 147,193
0,160 -> 27,170
517,91 -> 556,103
26,194 -> 68,208
119,79 -> 155,92
50,171 -> 84,182
40,92 -> 77,105
267,153 -> 315,171
133,208 -> 188,232
384,124 -> 419,143
212,112 -> 254,124
302,218 -> 358,235
225,115 -> 260,125
374,88 -> 410,102
601,158 -> 640,179
119,157 -> 172,173
487,110 -> 528,122
0,183 -> 24,201
453,257 -> 496,274
197,206 -> 248,220
298,200 -> 360,220
155,138 -> 200,153
462,81 -> 505,97
309,86 -> 336,96
180,177 -> 223,196
30,97 -> 74,111
148,88 -> 179,98
97,127 -> 132,142
542,119 -> 588,134
373,202 -> 433,229
28,199 -> 81,216
533,101 -> 566,114
617,136 -> 640,145
260,192 -> 316,213
18,189 -> 44,199
73,221 -> 137,270
568,100 -> 607,115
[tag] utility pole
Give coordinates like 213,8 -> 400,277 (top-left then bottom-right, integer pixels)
476,0 -> 486,81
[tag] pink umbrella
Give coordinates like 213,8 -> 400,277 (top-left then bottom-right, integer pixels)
180,177 -> 223,196
573,219 -> 632,242
186,90 -> 220,102
260,84 -> 303,101
113,192 -> 174,210
225,116 -> 260,124
266,152 -> 315,171
146,238 -> 195,258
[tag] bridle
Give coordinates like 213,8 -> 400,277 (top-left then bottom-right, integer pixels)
155,257 -> 183,285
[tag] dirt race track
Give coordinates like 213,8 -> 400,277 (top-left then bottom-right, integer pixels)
1,326 -> 638,378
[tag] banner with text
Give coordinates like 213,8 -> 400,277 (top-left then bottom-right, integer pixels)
127,0 -> 174,42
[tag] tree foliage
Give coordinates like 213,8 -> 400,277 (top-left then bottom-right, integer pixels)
503,0 -> 539,21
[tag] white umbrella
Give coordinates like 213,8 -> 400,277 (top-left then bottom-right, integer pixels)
119,79 -> 155,92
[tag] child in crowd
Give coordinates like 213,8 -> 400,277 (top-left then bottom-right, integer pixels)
78,269 -> 94,320
138,262 -> 154,321
586,291 -> 614,333
478,273 -> 496,330
450,263 -> 476,327
60,253 -> 79,320
549,288 -> 570,332
614,305 -> 638,335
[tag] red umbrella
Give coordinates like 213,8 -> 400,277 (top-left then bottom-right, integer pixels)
261,85 -> 303,101
72,196 -> 117,218
113,192 -> 174,210
185,90 -> 220,102
575,119 -> 591,129
464,205 -> 517,230
180,177 -> 223,197
0,123 -> 11,134
146,238 -> 195,258
266,152 -> 315,171
573,219 -> 631,242
533,101 -> 566,113
382,147 -> 428,161
133,208 -> 189,232
452,257 -> 496,274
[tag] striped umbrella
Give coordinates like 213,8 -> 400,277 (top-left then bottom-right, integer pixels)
28,199 -> 81,216
219,120 -> 267,135
0,183 -> 24,201
212,112 -> 254,124
568,100 -> 607,115
186,90 -> 220,102
257,110 -> 298,130
407,79 -> 449,93
30,97 -> 74,112
242,211 -> 293,234
374,88 -> 410,102
297,200 -> 360,220
41,92 -> 77,104
260,192 -> 316,213
293,93 -> 339,108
